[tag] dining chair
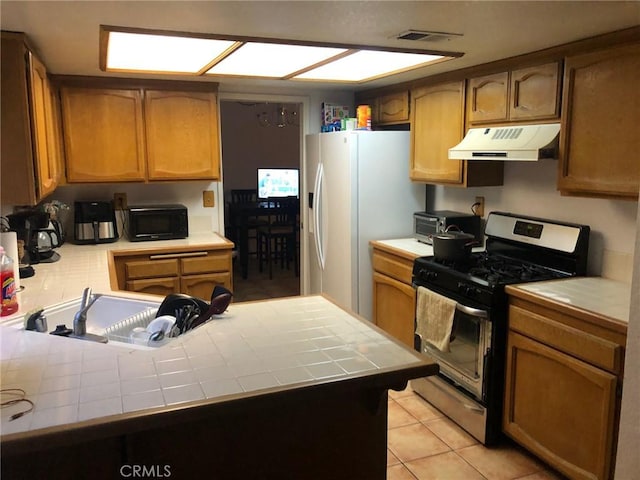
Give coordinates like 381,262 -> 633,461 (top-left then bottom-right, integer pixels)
228,189 -> 268,260
256,198 -> 299,279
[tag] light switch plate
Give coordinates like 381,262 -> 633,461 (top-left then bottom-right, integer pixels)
203,190 -> 215,208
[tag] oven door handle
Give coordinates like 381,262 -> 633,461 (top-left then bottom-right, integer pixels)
455,303 -> 489,319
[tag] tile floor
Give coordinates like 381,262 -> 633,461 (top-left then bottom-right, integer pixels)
387,386 -> 565,480
232,256 -> 564,480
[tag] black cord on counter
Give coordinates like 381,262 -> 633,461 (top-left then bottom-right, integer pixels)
471,202 -> 481,215
1,388 -> 35,420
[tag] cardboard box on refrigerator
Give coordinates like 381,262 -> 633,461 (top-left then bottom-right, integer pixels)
322,103 -> 350,126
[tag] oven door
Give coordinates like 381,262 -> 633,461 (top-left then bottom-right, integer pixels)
417,296 -> 492,402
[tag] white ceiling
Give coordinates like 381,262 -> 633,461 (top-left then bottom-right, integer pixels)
2,1 -> 639,92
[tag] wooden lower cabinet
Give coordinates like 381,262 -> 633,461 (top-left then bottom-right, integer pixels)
371,244 -> 418,348
503,295 -> 626,480
112,246 -> 233,300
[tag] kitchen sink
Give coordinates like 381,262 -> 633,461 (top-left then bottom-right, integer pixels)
6,294 -> 167,350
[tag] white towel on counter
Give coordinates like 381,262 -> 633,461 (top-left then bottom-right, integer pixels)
416,286 -> 456,353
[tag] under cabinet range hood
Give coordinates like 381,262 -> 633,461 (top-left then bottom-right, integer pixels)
449,123 -> 561,161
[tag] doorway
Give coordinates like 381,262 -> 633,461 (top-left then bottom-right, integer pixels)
219,96 -> 304,301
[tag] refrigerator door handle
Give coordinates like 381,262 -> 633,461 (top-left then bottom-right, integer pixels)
313,162 -> 325,269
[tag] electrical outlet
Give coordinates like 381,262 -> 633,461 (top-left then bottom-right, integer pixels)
474,196 -> 485,217
203,190 -> 215,208
113,192 -> 127,210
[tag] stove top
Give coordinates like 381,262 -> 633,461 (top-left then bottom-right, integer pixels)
415,252 -> 569,288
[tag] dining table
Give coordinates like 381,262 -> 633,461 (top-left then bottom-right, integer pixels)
227,199 -> 299,279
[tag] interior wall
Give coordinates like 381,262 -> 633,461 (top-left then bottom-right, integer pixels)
430,158 -> 638,278
220,102 -> 301,196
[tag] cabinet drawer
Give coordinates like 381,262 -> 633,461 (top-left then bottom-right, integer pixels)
181,253 -> 230,275
372,250 -> 414,285
509,304 -> 622,374
125,259 -> 179,279
125,277 -> 180,296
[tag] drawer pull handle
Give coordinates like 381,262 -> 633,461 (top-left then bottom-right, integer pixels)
149,251 -> 208,260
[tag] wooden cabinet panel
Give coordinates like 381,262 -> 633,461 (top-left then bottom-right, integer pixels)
559,43 -> 640,198
145,90 -> 220,180
378,91 -> 410,124
509,305 -> 622,374
181,273 -> 231,299
372,249 -> 414,285
503,330 -> 617,480
28,53 -> 60,199
410,81 -> 465,184
467,72 -> 509,124
1,32 -> 61,205
61,87 -> 146,182
126,277 -> 180,296
181,253 -> 230,275
509,62 -> 561,121
125,259 -> 179,279
372,272 -> 415,347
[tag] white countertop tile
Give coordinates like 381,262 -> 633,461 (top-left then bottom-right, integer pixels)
513,277 -> 632,323
374,238 -> 434,257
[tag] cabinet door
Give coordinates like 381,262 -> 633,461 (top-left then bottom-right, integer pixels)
558,44 -> 640,198
145,90 -> 220,180
61,87 -> 146,182
126,277 -> 180,296
503,330 -> 617,480
372,272 -> 416,347
125,259 -> 179,279
181,273 -> 231,300
410,81 -> 465,184
509,62 -> 561,121
28,53 -> 60,200
467,72 -> 509,124
378,91 -> 409,124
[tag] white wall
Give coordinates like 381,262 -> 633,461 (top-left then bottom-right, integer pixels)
431,158 -> 638,278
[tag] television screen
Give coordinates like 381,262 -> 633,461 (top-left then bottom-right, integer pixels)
257,168 -> 299,199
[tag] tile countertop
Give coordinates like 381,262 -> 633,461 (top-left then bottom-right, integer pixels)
3,232 -> 232,320
0,295 -> 434,439
371,238 -> 435,259
508,277 -> 632,324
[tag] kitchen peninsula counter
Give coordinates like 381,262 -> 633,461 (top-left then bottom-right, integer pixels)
1,235 -> 438,479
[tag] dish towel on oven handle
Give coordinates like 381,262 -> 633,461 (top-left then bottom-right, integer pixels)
416,286 -> 456,353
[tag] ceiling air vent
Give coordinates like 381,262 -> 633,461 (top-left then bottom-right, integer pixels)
395,30 -> 463,42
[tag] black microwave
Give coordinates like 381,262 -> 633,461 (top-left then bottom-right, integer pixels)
127,204 -> 188,242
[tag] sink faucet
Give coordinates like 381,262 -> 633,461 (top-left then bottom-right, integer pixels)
71,288 -> 107,343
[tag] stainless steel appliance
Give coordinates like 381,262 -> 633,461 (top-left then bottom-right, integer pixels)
411,211 -> 590,445
413,210 -> 482,245
127,204 -> 188,242
74,201 -> 118,244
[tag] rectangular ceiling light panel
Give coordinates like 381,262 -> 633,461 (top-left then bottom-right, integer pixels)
294,50 -> 445,82
106,31 -> 237,73
205,42 -> 347,78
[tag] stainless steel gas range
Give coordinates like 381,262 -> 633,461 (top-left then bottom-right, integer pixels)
411,211 -> 590,445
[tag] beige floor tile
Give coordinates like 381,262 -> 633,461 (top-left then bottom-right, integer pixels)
388,423 -> 451,463
389,385 -> 416,399
395,394 -> 446,422
388,399 -> 420,428
387,449 -> 401,467
387,464 -> 419,480
457,443 -> 545,480
423,417 -> 478,450
514,470 -> 567,480
405,451 -> 487,480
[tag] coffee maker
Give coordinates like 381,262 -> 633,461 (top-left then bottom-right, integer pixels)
7,209 -> 62,264
74,201 -> 118,244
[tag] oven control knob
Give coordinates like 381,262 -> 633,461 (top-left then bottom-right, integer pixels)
425,271 -> 437,281
457,282 -> 475,296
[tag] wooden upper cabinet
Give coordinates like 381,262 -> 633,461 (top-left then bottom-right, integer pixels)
61,87 -> 146,182
377,91 -> 410,124
1,32 -> 62,206
145,90 -> 220,180
467,72 -> 509,124
410,81 -> 465,184
558,43 -> 640,199
28,52 -> 61,199
509,62 -> 561,120
468,62 -> 561,125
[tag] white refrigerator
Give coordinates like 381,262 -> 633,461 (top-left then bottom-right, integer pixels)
305,130 -> 425,320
